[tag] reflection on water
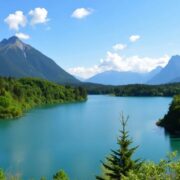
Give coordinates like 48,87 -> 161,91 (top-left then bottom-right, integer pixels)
166,131 -> 180,158
163,129 -> 180,157
169,137 -> 180,153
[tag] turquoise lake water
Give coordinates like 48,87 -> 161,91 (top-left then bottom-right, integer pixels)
0,95 -> 178,179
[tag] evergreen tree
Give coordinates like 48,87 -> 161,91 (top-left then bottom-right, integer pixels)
96,113 -> 141,180
53,170 -> 69,180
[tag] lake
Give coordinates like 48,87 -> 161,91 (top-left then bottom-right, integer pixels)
0,95 -> 178,179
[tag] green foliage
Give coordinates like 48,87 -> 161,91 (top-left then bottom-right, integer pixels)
96,114 -> 141,180
0,77 -> 87,119
0,169 -> 70,180
40,177 -> 46,180
83,83 -> 180,96
0,169 -> 5,180
96,113 -> 180,180
0,96 -> 11,108
0,169 -> 22,180
121,152 -> 180,180
114,84 -> 180,97
53,170 -> 69,180
157,95 -> 180,133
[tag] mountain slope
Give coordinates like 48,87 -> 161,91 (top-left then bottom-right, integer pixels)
148,55 -> 180,84
86,67 -> 162,85
0,36 -> 80,84
171,77 -> 180,83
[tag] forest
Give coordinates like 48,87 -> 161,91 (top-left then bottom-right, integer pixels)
157,95 -> 180,134
83,83 -> 180,96
0,77 -> 87,119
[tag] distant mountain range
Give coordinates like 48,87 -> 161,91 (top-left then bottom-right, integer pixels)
171,77 -> 180,83
1,36 -> 180,86
148,55 -> 180,84
0,36 -> 79,84
86,66 -> 162,85
86,55 -> 180,85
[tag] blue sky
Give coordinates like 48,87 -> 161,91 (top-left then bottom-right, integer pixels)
1,0 -> 180,78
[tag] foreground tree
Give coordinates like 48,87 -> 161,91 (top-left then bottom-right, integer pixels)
0,169 -> 5,180
122,152 -> 180,180
96,114 -> 141,180
53,170 -> 69,180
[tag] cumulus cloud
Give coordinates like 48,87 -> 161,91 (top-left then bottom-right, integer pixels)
113,43 -> 127,51
68,66 -> 101,79
4,11 -> 27,31
29,7 -> 49,25
129,35 -> 140,42
71,8 -> 93,19
68,52 -> 169,79
15,32 -> 30,40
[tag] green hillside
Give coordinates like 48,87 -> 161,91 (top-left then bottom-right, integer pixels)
0,77 -> 87,119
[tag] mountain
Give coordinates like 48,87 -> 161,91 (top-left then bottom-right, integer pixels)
148,55 -> 180,84
86,67 -> 162,85
148,66 -> 163,78
0,36 -> 80,84
170,77 -> 180,83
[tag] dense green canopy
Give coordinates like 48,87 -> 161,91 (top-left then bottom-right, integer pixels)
157,95 -> 180,134
0,77 -> 87,119
83,83 -> 180,96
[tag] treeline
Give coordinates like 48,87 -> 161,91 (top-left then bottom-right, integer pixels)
83,83 -> 180,96
81,82 -> 115,95
157,95 -> 180,134
114,84 -> 180,96
0,77 -> 87,119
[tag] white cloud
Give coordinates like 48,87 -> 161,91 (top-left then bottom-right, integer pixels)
4,11 -> 27,31
15,32 -> 30,40
113,43 -> 127,51
29,7 -> 49,25
68,52 -> 169,79
71,8 -> 93,19
68,66 -> 101,79
129,35 -> 140,42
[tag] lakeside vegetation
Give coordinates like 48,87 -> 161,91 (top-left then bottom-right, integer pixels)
0,169 -> 69,180
83,83 -> 180,96
96,114 -> 180,180
157,95 -> 180,134
114,84 -> 180,96
0,77 -> 87,119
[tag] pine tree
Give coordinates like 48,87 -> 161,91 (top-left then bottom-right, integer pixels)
53,170 -> 69,180
96,113 -> 141,180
